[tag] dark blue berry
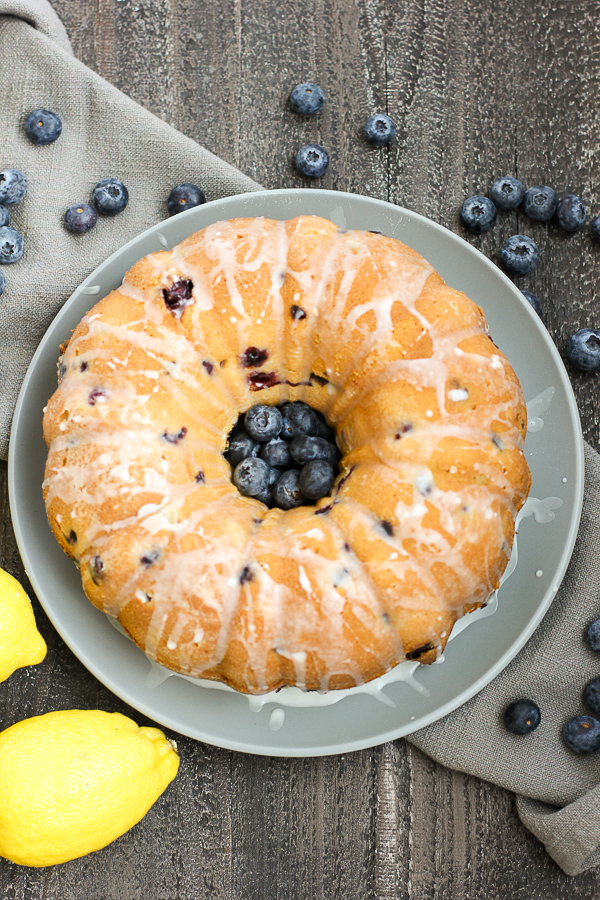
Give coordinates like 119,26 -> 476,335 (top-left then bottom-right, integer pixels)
566,328 -> 600,372
244,405 -> 283,442
0,169 -> 27,205
92,178 -> 129,216
459,195 -> 497,233
500,234 -> 539,275
273,469 -> 305,509
312,410 -> 336,441
227,431 -> 260,467
592,215 -> 600,243
289,83 -> 324,115
586,618 -> 600,652
503,699 -> 541,735
24,108 -> 62,145
556,194 -> 586,232
563,715 -> 600,754
523,185 -> 558,221
0,271 -> 5,297
64,203 -> 98,234
162,279 -> 194,318
260,438 -> 292,468
0,226 -> 24,264
167,183 -> 206,216
584,678 -> 600,716
290,435 -> 331,464
0,206 -> 8,227
521,290 -> 542,317
280,402 -> 320,440
233,457 -> 270,497
296,143 -> 329,178
489,176 -> 524,211
364,113 -> 396,147
299,459 -> 335,500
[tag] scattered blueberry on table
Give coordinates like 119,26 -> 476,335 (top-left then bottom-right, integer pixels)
459,195 -> 497,233
555,194 -> 586,232
503,699 -> 541,735
563,715 -> 600,754
64,203 -> 98,234
521,290 -> 543,317
24,108 -> 62,145
586,618 -> 600,652
0,169 -> 27,205
592,215 -> 600,244
566,328 -> 600,373
0,270 -> 5,297
167,183 -> 206,216
289,83 -> 325,115
489,176 -> 524,210
500,234 -> 539,275
583,678 -> 600,716
0,226 -> 24,264
91,177 -> 129,216
296,143 -> 329,178
364,113 -> 396,147
522,184 -> 558,221
0,206 -> 8,227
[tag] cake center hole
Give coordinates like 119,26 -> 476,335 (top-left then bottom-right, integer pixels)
224,401 -> 341,510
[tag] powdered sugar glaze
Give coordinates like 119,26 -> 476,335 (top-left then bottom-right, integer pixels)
42,215 -> 531,695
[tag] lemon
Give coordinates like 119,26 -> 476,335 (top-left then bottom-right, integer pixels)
0,709 -> 179,866
0,567 -> 46,682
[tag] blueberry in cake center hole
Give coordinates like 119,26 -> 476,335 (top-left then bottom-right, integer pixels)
225,401 -> 341,509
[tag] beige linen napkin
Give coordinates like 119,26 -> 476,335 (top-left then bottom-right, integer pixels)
2,0 -> 599,877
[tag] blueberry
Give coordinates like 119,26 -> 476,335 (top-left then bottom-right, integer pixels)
24,108 -> 62,145
556,194 -> 586,232
586,618 -> 600,652
500,234 -> 539,276
227,431 -> 260,467
489,176 -> 524,211
312,410 -> 336,441
503,698 -> 541,735
0,226 -> 24,264
584,677 -> 600,716
0,270 -> 5,297
521,290 -> 542,317
273,469 -> 305,509
522,185 -> 558,221
299,459 -> 335,500
592,215 -> 600,243
92,178 -> 129,216
289,83 -> 324,115
0,169 -> 27,205
296,143 -> 329,178
459,195 -> 497,233
260,438 -> 292,468
233,457 -> 270,497
280,401 -> 320,440
0,206 -> 8,227
563,715 -> 600,754
364,113 -> 396,147
64,203 -> 98,234
290,435 -> 331,464
167,183 -> 206,216
244,405 -> 283,442
566,328 -> 600,372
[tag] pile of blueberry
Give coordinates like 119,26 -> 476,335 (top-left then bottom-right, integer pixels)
289,82 -> 396,178
226,400 -> 341,509
503,618 -> 600,754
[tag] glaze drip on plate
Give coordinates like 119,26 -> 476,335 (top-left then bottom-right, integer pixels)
42,215 -> 531,694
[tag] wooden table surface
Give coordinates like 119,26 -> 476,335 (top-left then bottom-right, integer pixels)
2,0 -> 600,896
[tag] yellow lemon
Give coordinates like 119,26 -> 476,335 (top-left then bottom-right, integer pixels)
0,709 -> 179,866
0,567 -> 46,682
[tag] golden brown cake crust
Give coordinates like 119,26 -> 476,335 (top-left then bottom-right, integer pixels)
43,216 -> 531,694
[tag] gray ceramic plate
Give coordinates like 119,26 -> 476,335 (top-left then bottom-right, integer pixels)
9,189 -> 584,756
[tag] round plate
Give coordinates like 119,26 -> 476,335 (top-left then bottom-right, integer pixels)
8,189 -> 584,756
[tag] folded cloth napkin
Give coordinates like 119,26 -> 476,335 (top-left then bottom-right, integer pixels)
2,0 -> 599,878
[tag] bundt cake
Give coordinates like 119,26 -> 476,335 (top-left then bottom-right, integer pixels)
42,215 -> 531,694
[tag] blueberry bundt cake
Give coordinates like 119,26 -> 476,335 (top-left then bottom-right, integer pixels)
42,215 -> 531,694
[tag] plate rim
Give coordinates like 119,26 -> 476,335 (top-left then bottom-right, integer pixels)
8,187 -> 585,756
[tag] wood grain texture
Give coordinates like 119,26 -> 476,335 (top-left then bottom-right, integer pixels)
1,0 -> 600,896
